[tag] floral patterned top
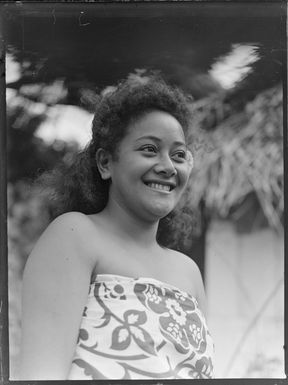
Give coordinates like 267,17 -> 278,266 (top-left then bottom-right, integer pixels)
68,274 -> 214,380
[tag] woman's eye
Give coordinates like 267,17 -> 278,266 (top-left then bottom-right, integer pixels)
172,151 -> 187,161
141,145 -> 157,153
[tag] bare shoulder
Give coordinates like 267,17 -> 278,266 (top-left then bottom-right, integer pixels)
168,249 -> 201,278
26,211 -> 98,273
43,211 -> 100,244
47,211 -> 96,234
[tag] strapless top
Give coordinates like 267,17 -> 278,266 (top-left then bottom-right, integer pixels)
68,274 -> 214,380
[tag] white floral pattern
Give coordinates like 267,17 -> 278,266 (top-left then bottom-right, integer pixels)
68,274 -> 214,380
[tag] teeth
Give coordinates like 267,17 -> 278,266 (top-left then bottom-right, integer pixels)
147,183 -> 171,192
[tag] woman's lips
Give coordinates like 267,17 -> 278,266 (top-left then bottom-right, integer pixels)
144,181 -> 176,192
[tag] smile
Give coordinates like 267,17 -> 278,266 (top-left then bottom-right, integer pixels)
145,182 -> 175,192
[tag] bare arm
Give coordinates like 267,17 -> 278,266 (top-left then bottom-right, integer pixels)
19,213 -> 95,380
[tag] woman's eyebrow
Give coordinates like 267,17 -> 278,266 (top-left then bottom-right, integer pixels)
135,135 -> 186,146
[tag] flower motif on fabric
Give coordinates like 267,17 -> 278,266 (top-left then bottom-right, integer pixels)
102,283 -> 127,300
135,283 -> 207,354
146,285 -> 163,304
77,327 -> 89,345
69,277 -> 214,380
165,298 -> 186,326
189,356 -> 214,379
111,309 -> 156,355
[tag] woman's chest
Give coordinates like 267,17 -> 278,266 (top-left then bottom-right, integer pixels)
89,246 -> 197,300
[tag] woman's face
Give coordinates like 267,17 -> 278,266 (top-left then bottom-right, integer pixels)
107,110 -> 191,223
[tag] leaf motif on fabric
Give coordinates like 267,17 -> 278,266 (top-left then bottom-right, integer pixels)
73,358 -> 108,379
133,283 -> 148,306
186,313 -> 207,352
159,316 -> 190,354
130,326 -> 156,356
127,313 -> 139,324
111,326 -> 131,350
124,309 -> 147,325
131,327 -> 145,341
119,328 -> 129,342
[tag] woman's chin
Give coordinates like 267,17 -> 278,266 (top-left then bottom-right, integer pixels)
145,202 -> 174,221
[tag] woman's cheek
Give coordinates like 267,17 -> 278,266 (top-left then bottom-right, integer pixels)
187,151 -> 194,174
178,164 -> 190,185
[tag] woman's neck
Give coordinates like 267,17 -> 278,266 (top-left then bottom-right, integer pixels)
101,198 -> 160,249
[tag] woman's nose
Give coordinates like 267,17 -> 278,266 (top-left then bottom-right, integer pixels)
154,155 -> 177,177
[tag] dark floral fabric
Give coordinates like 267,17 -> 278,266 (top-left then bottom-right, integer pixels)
68,274 -> 214,380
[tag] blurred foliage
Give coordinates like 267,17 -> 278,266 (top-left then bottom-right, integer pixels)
7,83 -> 77,183
7,86 -> 80,271
188,85 -> 283,232
8,182 -> 50,268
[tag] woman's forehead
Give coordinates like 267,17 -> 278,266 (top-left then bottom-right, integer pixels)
127,110 -> 185,142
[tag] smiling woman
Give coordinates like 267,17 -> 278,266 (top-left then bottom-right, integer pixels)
96,110 -> 191,222
19,76 -> 214,380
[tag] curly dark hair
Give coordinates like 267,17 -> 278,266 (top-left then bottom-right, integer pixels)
39,75 -> 192,222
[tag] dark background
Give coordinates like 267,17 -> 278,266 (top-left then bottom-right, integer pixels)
4,3 -> 284,99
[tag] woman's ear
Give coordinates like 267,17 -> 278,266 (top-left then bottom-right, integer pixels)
95,148 -> 112,180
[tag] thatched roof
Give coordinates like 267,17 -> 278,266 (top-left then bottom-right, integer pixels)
185,85 -> 283,230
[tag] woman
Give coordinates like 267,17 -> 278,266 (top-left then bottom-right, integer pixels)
19,76 -> 214,380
